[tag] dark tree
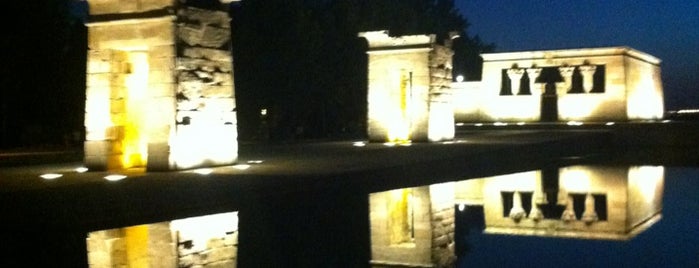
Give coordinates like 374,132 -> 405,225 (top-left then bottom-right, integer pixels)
232,0 -> 494,142
1,1 -> 87,149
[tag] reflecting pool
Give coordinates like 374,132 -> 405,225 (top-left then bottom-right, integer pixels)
371,166 -> 699,267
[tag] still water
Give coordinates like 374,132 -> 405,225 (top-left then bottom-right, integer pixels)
452,167 -> 699,267
83,165 -> 698,267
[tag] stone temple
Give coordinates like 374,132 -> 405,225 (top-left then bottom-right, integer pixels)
78,7 -> 668,267
369,165 -> 665,267
360,31 -> 665,143
83,0 -> 239,171
453,47 -> 665,123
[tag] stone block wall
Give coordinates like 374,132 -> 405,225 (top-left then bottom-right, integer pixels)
453,47 -> 664,123
479,166 -> 664,240
360,30 -> 454,143
84,0 -> 238,171
177,231 -> 239,268
86,223 -> 176,268
428,183 -> 455,268
87,0 -> 172,15
370,187 -> 433,267
170,6 -> 238,169
427,45 -> 454,141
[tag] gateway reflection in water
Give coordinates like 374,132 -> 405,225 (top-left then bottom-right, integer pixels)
369,165 -> 664,267
86,212 -> 239,268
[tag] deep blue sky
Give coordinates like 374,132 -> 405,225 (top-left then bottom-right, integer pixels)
456,1 -> 699,110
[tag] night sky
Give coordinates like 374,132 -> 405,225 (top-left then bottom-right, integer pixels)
457,0 -> 699,110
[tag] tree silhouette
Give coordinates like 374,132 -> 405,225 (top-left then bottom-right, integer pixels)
1,0 -> 494,148
232,0 -> 494,142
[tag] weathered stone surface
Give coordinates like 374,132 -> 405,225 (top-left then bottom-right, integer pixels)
88,0 -> 172,15
179,24 -> 230,48
201,85 -> 234,98
85,1 -> 237,171
183,47 -> 231,62
178,7 -> 230,27
177,57 -> 233,72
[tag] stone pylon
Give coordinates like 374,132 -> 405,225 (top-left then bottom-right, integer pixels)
83,0 -> 239,171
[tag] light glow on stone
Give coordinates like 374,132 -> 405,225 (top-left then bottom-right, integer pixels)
171,123 -> 238,169
567,121 -> 584,126
121,51 -> 150,169
627,76 -> 664,120
40,173 -> 63,180
606,122 -> 615,126
493,122 -> 508,126
629,166 -> 664,203
170,212 -> 238,252
247,160 -> 264,164
560,167 -> 592,192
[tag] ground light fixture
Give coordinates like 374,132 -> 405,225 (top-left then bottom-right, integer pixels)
232,164 -> 250,170
353,141 -> 367,147
192,168 -> 213,175
40,173 -> 63,180
75,167 -> 89,173
104,174 -> 127,181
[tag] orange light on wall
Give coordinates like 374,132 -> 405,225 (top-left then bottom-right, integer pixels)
121,51 -> 149,169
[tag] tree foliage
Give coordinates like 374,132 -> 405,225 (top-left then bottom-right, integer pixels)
1,0 -> 494,148
232,0 -> 494,141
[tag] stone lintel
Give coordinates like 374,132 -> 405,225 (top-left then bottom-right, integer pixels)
86,14 -> 176,27
481,46 -> 661,66
369,260 -> 435,268
87,8 -> 174,25
359,30 -> 435,50
366,46 -> 432,55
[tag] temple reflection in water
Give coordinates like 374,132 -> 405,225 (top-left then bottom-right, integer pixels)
369,165 -> 664,267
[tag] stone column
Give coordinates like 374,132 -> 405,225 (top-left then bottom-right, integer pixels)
506,68 -> 525,95
579,65 -> 597,93
509,191 -> 526,222
526,68 -> 542,95
557,66 -> 575,95
529,194 -> 543,222
561,195 -> 576,222
581,193 -> 598,224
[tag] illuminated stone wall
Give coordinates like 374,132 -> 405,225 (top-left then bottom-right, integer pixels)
468,165 -> 664,240
369,184 -> 456,268
84,0 -> 238,171
452,47 -> 664,122
359,30 -> 454,143
87,212 -> 239,268
427,182 -> 456,267
86,223 -> 177,268
369,187 -> 433,267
